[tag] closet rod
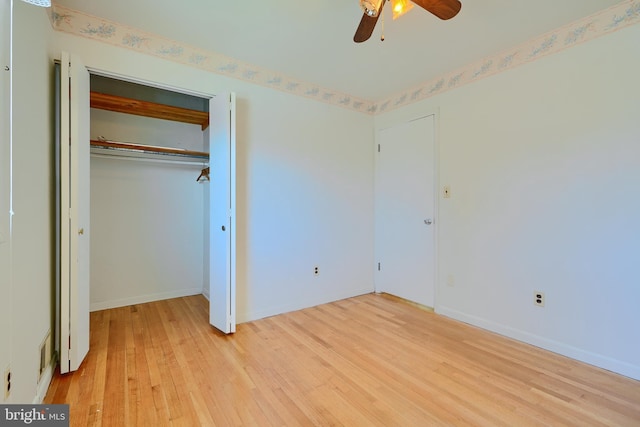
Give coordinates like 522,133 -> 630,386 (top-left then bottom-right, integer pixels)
90,153 -> 207,167
90,140 -> 209,160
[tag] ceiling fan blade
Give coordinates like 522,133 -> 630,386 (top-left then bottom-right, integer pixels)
412,0 -> 461,20
354,0 -> 387,43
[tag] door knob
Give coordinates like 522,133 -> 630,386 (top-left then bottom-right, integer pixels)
424,219 -> 433,225
221,225 -> 226,231
78,228 -> 84,235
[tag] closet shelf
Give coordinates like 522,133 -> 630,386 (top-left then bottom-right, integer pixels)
90,92 -> 210,130
90,140 -> 209,163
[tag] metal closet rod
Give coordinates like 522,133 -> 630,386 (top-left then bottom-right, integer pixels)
90,139 -> 209,162
90,153 -> 209,167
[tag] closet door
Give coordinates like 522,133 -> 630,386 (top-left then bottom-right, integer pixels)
209,93 -> 236,333
60,51 -> 91,373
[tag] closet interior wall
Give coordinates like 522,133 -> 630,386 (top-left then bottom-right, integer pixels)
89,78 -> 209,311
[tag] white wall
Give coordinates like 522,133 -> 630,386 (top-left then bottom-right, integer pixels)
9,0 -> 56,403
376,24 -> 640,380
51,31 -> 376,323
89,109 -> 206,310
0,0 -> 12,403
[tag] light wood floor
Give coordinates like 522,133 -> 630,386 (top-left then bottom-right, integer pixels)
45,293 -> 640,426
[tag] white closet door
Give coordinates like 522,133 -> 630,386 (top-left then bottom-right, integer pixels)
209,93 -> 236,333
60,51 -> 90,373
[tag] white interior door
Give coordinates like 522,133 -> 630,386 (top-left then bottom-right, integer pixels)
209,92 -> 236,333
375,115 -> 436,307
60,51 -> 90,373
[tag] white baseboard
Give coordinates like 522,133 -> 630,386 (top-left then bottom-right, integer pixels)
90,288 -> 203,312
436,305 -> 640,381
237,287 -> 374,324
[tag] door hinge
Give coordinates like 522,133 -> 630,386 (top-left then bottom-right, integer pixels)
378,144 -> 380,153
378,262 -> 381,271
68,335 -> 71,350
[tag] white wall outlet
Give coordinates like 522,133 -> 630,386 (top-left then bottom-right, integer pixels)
314,266 -> 319,277
446,274 -> 455,287
534,291 -> 545,307
443,185 -> 451,198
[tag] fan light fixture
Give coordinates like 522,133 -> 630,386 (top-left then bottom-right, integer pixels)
20,0 -> 51,6
392,0 -> 414,19
359,0 -> 384,18
354,0 -> 461,43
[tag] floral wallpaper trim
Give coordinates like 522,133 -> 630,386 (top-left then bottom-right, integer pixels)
374,0 -> 640,114
48,4 -> 373,113
50,1 -> 639,115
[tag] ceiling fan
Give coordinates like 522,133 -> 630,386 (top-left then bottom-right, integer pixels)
354,0 -> 462,43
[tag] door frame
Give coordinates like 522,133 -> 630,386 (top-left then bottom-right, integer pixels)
83,67 -> 236,332
373,110 -> 441,309
56,59 -> 237,372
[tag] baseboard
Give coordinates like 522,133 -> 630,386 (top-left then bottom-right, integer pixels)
377,292 -> 434,312
436,305 -> 640,381
90,288 -> 203,312
237,287 -> 374,324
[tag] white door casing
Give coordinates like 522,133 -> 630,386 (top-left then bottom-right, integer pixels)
208,92 -> 236,334
60,51 -> 90,373
374,115 -> 436,307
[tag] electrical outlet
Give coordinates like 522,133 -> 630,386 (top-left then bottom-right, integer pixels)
314,266 -> 319,277
443,185 -> 451,198
4,365 -> 10,400
446,274 -> 455,287
534,291 -> 545,307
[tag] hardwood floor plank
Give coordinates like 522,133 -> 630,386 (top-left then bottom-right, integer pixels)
44,293 -> 640,426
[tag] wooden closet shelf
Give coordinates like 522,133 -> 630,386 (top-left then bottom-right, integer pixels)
90,92 -> 209,130
90,140 -> 209,159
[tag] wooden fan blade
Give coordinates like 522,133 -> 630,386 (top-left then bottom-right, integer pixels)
412,0 -> 461,20
354,0 -> 386,43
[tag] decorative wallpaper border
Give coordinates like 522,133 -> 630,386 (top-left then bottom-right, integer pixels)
49,0 -> 639,115
374,0 -> 640,114
48,4 -> 373,113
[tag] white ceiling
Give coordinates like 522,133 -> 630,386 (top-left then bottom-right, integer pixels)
52,0 -> 623,101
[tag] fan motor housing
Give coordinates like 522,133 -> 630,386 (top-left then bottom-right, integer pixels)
360,0 -> 383,17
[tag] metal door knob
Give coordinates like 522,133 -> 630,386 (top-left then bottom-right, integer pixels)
424,219 -> 433,225
221,225 -> 226,231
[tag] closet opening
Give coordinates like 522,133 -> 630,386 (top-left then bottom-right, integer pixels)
57,52 -> 236,373
87,74 -> 213,313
